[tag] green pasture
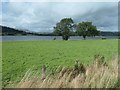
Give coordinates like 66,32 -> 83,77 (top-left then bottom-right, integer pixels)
2,39 -> 118,86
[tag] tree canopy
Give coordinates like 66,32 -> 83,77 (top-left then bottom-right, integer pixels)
53,18 -> 100,40
53,18 -> 74,40
76,22 -> 99,39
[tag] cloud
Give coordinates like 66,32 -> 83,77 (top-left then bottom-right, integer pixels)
2,2 -> 118,32
1,0 -> 119,2
74,3 -> 118,31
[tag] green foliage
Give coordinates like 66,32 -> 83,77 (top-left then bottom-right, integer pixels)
53,18 -> 118,39
76,22 -> 99,39
2,39 -> 118,86
53,18 -> 74,40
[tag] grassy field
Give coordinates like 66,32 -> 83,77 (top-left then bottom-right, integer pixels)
2,39 -> 118,87
14,57 -> 118,88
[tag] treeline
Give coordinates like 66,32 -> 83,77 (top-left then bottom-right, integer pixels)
1,25 -> 44,36
1,25 -> 28,36
0,25 -> 119,37
53,18 -> 119,40
1,25 -> 56,36
100,31 -> 119,36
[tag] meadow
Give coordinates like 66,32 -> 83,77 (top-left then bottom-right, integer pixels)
2,39 -> 118,87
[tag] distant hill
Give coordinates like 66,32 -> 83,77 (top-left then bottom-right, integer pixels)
100,31 -> 119,36
1,25 -> 28,36
0,25 -> 54,36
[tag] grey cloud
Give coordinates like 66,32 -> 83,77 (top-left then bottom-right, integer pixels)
2,2 -> 118,32
74,4 -> 118,31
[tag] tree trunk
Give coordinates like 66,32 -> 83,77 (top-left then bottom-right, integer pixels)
62,35 -> 69,40
83,35 -> 86,40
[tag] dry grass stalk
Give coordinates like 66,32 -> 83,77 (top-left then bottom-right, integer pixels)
7,56 -> 118,88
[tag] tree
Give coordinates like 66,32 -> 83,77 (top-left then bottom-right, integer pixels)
53,18 -> 74,40
76,22 -> 99,40
87,25 -> 100,37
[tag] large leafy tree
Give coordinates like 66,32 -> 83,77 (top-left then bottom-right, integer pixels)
53,18 -> 74,40
76,22 -> 99,40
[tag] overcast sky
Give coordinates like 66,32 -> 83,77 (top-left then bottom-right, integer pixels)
1,1 -> 118,32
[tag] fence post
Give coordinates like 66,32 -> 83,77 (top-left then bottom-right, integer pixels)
41,65 -> 46,80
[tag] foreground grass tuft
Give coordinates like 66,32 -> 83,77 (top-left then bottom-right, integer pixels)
7,55 -> 118,88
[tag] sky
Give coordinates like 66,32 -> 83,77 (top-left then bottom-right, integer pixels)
1,0 -> 119,32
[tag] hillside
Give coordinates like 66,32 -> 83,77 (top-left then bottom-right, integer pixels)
0,25 -> 54,36
0,25 -> 28,36
100,31 -> 119,36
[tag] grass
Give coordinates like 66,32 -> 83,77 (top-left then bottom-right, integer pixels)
2,39 -> 118,87
7,55 -> 119,88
